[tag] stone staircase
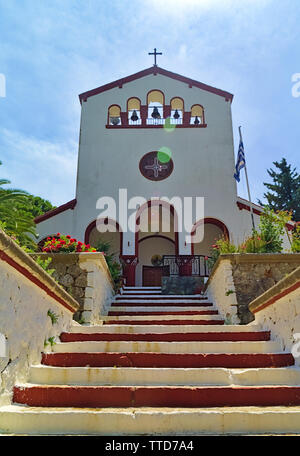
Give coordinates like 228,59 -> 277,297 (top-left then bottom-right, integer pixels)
2,286 -> 300,435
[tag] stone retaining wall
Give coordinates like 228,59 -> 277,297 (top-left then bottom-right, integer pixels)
31,253 -> 88,309
206,253 -> 300,324
31,253 -> 115,324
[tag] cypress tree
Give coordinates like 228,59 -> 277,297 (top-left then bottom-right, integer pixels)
258,158 -> 300,221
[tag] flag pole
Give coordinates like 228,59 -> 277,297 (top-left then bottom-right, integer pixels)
239,126 -> 256,231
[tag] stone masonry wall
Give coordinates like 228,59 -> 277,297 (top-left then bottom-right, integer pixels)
205,254 -> 300,325
31,253 -> 115,324
230,255 -> 300,324
31,254 -> 88,314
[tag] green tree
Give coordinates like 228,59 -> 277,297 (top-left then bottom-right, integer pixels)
0,161 -> 37,248
15,194 -> 55,218
258,158 -> 300,221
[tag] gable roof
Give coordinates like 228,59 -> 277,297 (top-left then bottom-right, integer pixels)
79,66 -> 234,104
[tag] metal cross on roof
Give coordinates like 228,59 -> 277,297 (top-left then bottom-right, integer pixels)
148,48 -> 162,66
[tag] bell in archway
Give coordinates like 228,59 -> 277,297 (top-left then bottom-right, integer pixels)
130,110 -> 139,122
173,109 -> 180,119
194,116 -> 200,125
151,106 -> 161,119
110,117 -> 120,125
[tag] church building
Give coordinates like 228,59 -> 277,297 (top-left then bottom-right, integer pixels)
35,57 -> 270,287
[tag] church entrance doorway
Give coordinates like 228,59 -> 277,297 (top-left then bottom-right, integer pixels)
136,234 -> 176,287
135,200 -> 178,287
142,265 -> 165,287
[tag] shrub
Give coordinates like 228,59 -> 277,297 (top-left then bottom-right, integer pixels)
208,236 -> 237,269
258,208 -> 292,253
208,208 -> 293,265
95,240 -> 122,291
36,255 -> 56,277
47,309 -> 59,324
291,223 -> 300,253
237,231 -> 267,253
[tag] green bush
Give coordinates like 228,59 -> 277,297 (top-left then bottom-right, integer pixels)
209,208 -> 294,266
95,240 -> 122,291
258,207 -> 292,253
291,224 -> 300,253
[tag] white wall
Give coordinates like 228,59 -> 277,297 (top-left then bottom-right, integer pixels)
75,74 -> 237,241
79,253 -> 115,323
193,224 -> 224,256
36,72 -> 292,256
206,259 -> 240,324
36,72 -> 241,250
0,234 -> 78,406
249,267 -> 300,365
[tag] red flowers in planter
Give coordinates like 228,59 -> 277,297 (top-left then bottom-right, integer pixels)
42,234 -> 97,253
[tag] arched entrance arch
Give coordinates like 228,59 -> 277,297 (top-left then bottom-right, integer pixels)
191,217 -> 229,256
134,200 -> 179,286
84,218 -> 123,262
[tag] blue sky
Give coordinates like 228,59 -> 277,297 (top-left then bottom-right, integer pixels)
0,0 -> 299,206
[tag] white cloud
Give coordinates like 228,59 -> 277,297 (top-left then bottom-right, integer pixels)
0,128 -> 77,206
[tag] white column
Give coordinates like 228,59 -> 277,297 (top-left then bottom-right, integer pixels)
122,230 -> 136,256
178,230 -> 192,255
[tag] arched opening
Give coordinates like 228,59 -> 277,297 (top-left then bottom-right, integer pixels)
170,97 -> 184,124
190,104 -> 204,125
108,105 -> 121,126
191,218 -> 229,256
127,97 -> 141,125
147,90 -> 165,125
135,200 -> 178,286
138,236 -> 175,287
85,218 -> 122,262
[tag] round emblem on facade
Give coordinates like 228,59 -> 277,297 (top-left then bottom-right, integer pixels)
139,151 -> 174,181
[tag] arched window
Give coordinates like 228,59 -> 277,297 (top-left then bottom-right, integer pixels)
170,97 -> 184,124
127,97 -> 141,125
147,90 -> 164,125
190,104 -> 204,125
108,105 -> 121,126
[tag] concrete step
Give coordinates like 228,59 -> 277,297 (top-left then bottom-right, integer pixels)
69,324 -> 263,333
102,313 -> 223,321
3,404 -> 300,435
41,352 -> 294,368
121,290 -> 162,294
28,365 -> 300,387
123,287 -> 161,291
13,384 -> 300,408
69,324 -> 263,334
103,318 -> 225,325
102,314 -> 225,325
111,301 -> 213,307
60,331 -> 271,342
108,308 -> 218,316
51,340 -> 281,354
115,295 -> 207,300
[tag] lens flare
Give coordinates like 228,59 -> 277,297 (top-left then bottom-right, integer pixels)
157,147 -> 172,163
163,117 -> 176,133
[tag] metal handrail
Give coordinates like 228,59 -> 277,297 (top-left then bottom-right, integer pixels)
162,255 -> 212,277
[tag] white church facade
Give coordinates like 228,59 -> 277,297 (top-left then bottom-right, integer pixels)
35,64 -> 270,286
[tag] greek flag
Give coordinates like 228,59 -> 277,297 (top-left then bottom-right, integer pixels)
234,140 -> 245,182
